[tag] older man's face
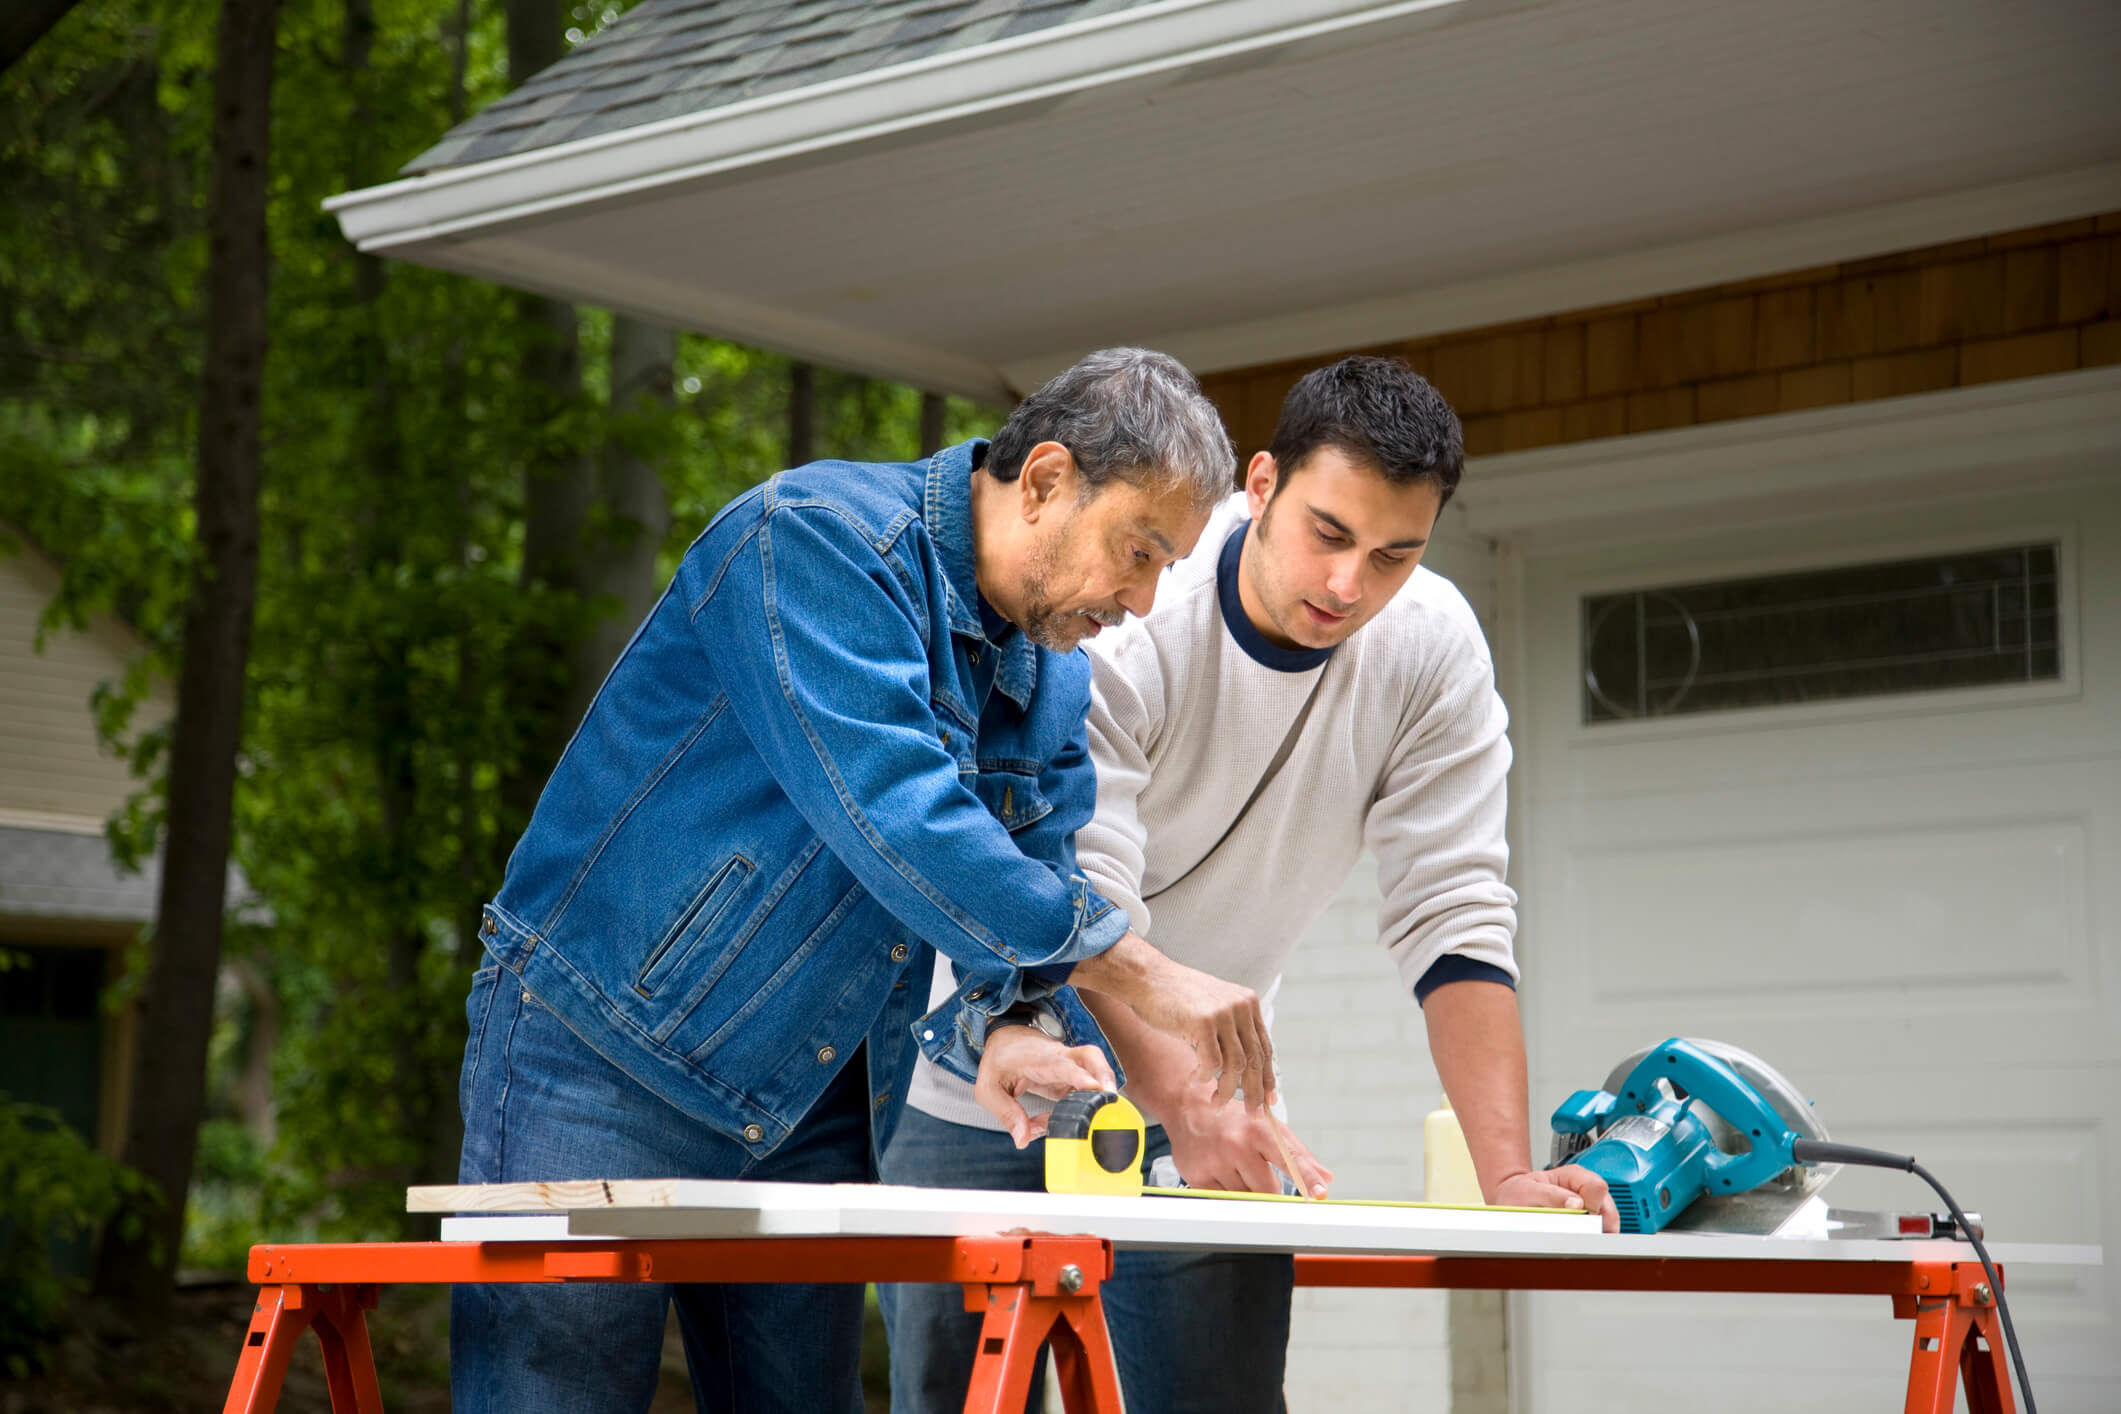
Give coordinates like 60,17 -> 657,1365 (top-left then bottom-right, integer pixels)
1014,467 -> 1208,652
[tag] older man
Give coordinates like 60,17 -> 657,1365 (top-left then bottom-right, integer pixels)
451,349 -> 1275,1414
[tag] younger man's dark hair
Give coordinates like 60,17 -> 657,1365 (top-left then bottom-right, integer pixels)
1267,356 -> 1465,507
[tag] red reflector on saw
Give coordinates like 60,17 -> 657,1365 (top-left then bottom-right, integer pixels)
1899,1216 -> 1928,1236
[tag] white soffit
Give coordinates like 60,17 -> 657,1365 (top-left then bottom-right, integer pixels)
329,0 -> 2121,400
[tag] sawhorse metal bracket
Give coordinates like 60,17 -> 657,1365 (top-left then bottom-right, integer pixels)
224,1280 -> 384,1414
1895,1260 -> 2016,1414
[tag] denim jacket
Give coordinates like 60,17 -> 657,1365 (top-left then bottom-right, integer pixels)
478,441 -> 1129,1160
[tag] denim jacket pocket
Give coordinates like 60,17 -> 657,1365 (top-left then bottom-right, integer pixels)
970,769 -> 1053,834
635,853 -> 756,998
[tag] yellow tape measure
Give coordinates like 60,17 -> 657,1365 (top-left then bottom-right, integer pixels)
1042,1089 -> 1569,1213
1044,1090 -> 1149,1196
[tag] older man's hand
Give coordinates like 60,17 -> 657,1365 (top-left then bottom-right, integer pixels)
1069,931 -> 1274,1109
1491,1164 -> 1620,1233
973,1024 -> 1117,1149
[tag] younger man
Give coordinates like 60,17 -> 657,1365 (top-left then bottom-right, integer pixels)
881,357 -> 1615,1414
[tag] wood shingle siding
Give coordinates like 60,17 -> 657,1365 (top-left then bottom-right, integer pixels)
1200,213 -> 2121,460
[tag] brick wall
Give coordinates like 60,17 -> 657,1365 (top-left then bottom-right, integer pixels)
1200,214 -> 2121,459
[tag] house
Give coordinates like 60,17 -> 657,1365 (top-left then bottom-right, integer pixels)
0,525 -> 169,1159
328,2 -> 2121,1408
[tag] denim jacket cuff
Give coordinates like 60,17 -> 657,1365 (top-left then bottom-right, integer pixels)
1018,877 -> 1130,980
915,980 -> 1125,1092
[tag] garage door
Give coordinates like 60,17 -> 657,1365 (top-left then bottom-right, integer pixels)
1509,478 -> 2120,1412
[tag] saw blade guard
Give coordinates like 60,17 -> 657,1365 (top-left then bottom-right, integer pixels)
1608,1041 -> 1800,1197
1590,1036 -> 1835,1195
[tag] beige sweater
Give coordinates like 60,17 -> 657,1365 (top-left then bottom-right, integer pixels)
905,492 -> 1517,1130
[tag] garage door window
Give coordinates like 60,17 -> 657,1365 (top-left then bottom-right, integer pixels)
1582,542 -> 2060,723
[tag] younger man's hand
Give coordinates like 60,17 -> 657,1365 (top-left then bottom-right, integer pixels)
1491,1164 -> 1620,1233
974,1024 -> 1117,1149
1165,1081 -> 1334,1198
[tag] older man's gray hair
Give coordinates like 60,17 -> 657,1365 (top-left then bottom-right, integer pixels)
984,348 -> 1234,512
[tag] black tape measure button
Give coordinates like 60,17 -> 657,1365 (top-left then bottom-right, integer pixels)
1091,1128 -> 1140,1174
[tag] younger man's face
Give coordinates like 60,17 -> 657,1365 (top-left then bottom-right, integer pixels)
1241,446 -> 1441,650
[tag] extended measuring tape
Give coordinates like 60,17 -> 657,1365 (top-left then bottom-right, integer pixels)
1042,1089 -> 1565,1213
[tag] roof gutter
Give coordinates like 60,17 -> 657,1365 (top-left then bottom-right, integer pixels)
324,0 -> 1482,255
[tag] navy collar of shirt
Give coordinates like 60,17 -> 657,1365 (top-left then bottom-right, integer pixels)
1217,520 -> 1336,673
924,439 -> 1039,707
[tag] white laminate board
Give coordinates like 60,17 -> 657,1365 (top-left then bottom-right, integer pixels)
418,1178 -> 2100,1266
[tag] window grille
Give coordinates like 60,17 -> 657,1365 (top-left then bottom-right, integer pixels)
1581,543 -> 2060,724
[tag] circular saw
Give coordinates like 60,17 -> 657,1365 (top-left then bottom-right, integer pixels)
1547,1038 -> 1836,1235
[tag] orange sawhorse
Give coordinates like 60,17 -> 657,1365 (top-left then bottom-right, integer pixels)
222,1233 -> 1119,1414
223,1237 -> 2013,1414
1294,1254 -> 2016,1414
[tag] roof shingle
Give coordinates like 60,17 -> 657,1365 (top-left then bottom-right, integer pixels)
403,0 -> 1167,174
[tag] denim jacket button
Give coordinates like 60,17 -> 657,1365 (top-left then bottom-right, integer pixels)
965,987 -> 984,1002
890,943 -> 909,962
968,646 -> 981,664
480,915 -> 495,937
743,1124 -> 764,1143
816,1045 -> 836,1064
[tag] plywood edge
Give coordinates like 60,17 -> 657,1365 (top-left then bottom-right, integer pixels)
406,1178 -> 684,1213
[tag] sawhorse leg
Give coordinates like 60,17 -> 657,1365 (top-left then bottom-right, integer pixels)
961,1235 -> 1124,1414
1898,1262 -> 2016,1414
222,1282 -> 385,1414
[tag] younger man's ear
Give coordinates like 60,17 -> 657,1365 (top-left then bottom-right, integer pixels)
1244,450 -> 1280,518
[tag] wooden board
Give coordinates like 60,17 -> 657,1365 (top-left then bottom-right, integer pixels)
409,1179 -> 686,1212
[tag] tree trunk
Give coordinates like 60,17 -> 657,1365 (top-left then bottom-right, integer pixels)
919,391 -> 947,457
340,0 -> 434,1221
427,10 -> 479,1186
788,361 -> 816,467
566,314 -> 674,726
94,0 -> 280,1323
494,0 -> 590,840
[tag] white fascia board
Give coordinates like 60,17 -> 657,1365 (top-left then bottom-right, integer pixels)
325,0 -> 1482,254
1001,162 -> 2121,389
1454,366 -> 2121,546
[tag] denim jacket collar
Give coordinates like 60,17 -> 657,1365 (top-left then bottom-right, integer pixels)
925,439 -> 1039,708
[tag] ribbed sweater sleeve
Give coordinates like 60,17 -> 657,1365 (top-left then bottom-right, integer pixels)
1076,638 -> 1160,939
1366,619 -> 1519,993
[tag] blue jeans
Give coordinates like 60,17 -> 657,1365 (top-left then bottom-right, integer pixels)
451,966 -> 873,1414
878,1105 -> 1292,1414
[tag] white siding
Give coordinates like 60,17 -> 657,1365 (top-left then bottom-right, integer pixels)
0,533 -> 169,828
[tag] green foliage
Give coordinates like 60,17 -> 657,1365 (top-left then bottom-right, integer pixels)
2,0 -> 1006,1280
0,1093 -> 158,1376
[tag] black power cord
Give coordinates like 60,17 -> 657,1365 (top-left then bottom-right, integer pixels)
1790,1139 -> 2034,1414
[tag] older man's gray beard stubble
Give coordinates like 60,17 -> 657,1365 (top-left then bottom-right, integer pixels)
1016,511 -> 1125,653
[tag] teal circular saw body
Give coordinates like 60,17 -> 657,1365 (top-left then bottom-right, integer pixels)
1548,1037 -> 1827,1235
